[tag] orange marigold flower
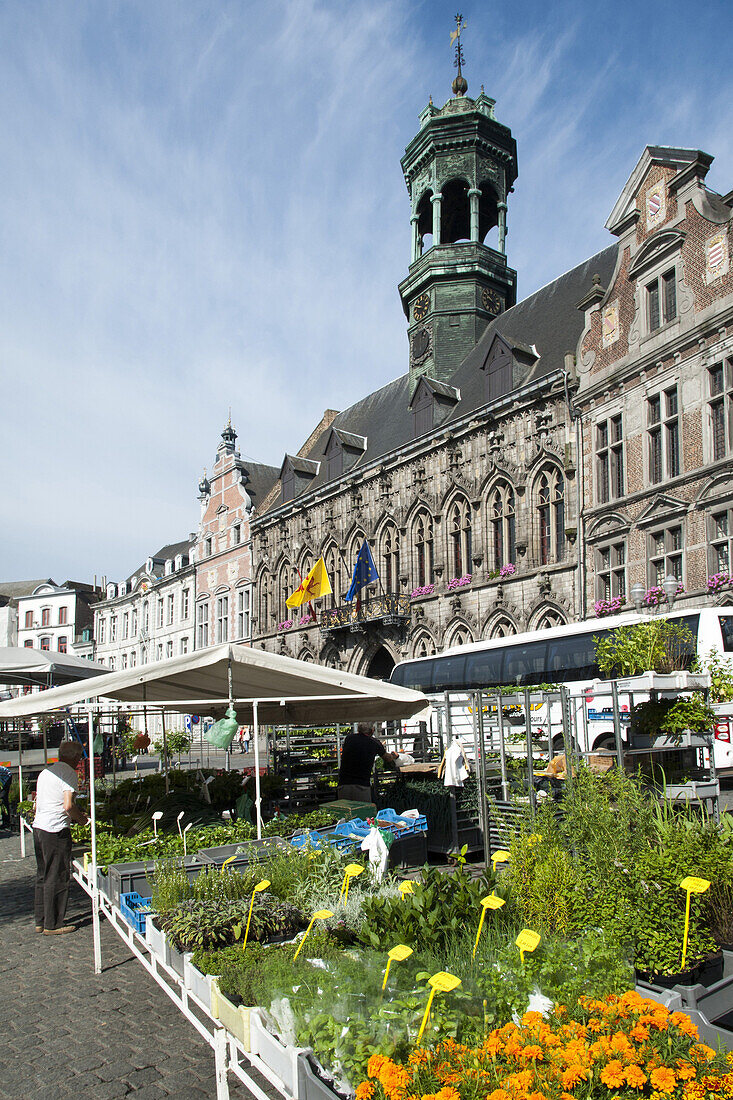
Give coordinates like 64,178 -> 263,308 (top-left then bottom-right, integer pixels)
527,1092 -> 548,1100
670,1012 -> 700,1040
691,1044 -> 716,1063
588,1017 -> 604,1033
674,1059 -> 696,1081
420,1094 -> 435,1100
650,1066 -> 677,1093
561,1064 -> 588,1088
485,1035 -> 503,1056
505,1069 -> 533,1090
629,1023 -> 650,1042
435,1088 -> 460,1100
600,1060 -> 626,1088
487,1091 -> 511,1100
625,1065 -> 648,1089
518,1045 -> 544,1062
368,1055 -> 389,1079
522,1011 -> 545,1026
356,1085 -> 375,1100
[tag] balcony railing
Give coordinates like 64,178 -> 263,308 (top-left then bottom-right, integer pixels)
319,594 -> 411,633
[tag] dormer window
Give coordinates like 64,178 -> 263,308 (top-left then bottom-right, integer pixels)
647,269 -> 676,332
106,584 -> 116,600
481,333 -> 539,403
409,377 -> 460,437
119,582 -> 127,597
205,537 -> 213,557
280,455 -> 319,503
174,554 -> 183,571
326,434 -> 342,479
165,559 -> 173,576
146,557 -> 154,574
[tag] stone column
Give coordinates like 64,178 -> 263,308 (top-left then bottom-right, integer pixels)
431,193 -> 442,246
497,202 -> 508,254
410,214 -> 420,262
468,188 -> 481,242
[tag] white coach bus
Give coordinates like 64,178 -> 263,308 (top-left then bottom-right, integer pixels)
389,607 -> 733,774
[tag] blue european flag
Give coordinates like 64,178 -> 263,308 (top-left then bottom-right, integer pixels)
345,540 -> 379,602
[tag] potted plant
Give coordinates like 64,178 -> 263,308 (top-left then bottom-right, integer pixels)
629,695 -> 716,749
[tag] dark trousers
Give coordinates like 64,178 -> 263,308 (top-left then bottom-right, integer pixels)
0,783 -> 10,827
33,827 -> 72,930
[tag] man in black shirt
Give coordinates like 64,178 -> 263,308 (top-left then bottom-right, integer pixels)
338,722 -> 400,802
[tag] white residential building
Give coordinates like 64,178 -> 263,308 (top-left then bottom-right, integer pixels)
16,580 -> 101,657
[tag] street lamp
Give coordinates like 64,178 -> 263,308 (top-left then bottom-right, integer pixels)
631,582 -> 646,613
663,574 -> 679,609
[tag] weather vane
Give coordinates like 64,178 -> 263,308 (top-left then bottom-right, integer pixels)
450,14 -> 468,95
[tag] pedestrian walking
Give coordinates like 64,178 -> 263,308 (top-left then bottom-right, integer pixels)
0,764 -> 12,829
33,740 -> 89,935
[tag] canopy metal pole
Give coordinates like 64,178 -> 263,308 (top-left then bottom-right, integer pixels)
18,721 -> 25,857
253,700 -> 262,839
496,693 -> 509,802
161,711 -> 169,795
226,658 -> 234,774
88,708 -> 102,975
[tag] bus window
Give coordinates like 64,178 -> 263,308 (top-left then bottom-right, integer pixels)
719,615 -> 733,652
433,654 -> 467,692
392,661 -> 433,691
546,634 -> 601,682
465,648 -> 504,689
503,640 -> 547,687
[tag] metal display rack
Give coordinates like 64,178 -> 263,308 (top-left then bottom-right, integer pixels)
268,724 -> 341,809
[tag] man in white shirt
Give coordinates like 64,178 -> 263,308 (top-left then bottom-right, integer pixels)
33,740 -> 89,935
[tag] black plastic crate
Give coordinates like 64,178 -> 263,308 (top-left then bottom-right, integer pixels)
388,832 -> 428,869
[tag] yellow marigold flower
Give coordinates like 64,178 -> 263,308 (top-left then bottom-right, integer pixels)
600,1060 -> 626,1088
625,1065 -> 648,1089
356,1085 -> 375,1100
650,1066 -> 677,1093
675,1059 -> 696,1081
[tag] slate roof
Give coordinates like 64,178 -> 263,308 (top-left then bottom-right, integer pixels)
262,242 -> 618,513
239,460 -> 279,506
0,579 -> 54,600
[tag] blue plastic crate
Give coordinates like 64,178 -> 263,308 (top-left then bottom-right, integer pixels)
376,809 -> 428,837
120,891 -> 154,934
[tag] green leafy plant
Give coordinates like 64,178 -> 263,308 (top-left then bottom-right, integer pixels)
630,695 -> 716,740
594,619 -> 695,676
159,893 -> 305,951
697,648 -> 733,702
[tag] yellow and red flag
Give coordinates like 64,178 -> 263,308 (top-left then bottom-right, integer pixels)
286,557 -> 332,609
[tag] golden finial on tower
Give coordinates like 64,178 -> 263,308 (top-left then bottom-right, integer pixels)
451,13 -> 468,96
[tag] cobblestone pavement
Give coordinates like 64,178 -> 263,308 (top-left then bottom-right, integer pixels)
0,829 -> 254,1100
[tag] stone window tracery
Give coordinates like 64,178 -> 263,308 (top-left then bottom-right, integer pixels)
536,468 -> 565,566
448,497 -> 472,577
489,482 -> 515,569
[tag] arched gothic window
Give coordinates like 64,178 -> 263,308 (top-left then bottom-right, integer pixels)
414,633 -> 436,658
324,546 -> 342,609
259,572 -> 270,632
489,616 -> 516,639
449,626 -> 471,648
382,525 -> 400,592
448,498 -> 472,578
414,512 -> 434,587
537,468 -> 565,565
490,482 -> 516,569
535,608 -> 567,631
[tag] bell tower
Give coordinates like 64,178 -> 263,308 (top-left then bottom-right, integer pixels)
398,17 -> 518,389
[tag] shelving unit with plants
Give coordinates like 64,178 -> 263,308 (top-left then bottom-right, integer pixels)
268,725 -> 340,810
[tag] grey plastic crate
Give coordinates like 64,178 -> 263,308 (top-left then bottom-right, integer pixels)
107,855 -> 200,908
297,1055 -> 345,1100
193,837 -> 289,868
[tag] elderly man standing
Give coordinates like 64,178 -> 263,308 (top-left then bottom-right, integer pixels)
337,722 -> 400,803
33,740 -> 89,935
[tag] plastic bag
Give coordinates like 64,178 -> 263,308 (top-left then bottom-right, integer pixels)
204,706 -> 239,749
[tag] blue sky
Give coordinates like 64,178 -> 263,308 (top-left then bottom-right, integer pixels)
1,0 -> 732,583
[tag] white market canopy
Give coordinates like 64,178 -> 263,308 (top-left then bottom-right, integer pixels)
0,642 -> 429,725
0,646 -> 108,687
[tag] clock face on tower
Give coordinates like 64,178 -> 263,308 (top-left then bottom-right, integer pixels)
413,292 -> 430,322
481,287 -> 503,315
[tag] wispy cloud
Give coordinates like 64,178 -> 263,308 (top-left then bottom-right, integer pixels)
0,0 -> 731,582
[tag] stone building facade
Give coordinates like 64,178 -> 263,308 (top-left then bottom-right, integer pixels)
93,540 -> 196,670
576,147 -> 733,615
193,422 -> 278,650
249,87 -> 733,678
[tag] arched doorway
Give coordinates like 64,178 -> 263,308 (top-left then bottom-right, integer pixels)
366,646 -> 395,681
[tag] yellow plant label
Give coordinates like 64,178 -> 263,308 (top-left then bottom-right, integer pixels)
399,881 -> 415,896
428,971 -> 462,993
314,909 -> 333,920
254,879 -> 270,892
680,877 -> 710,894
481,894 -> 506,910
345,864 -> 364,878
516,930 -> 541,954
492,850 -> 511,865
388,944 -> 413,962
